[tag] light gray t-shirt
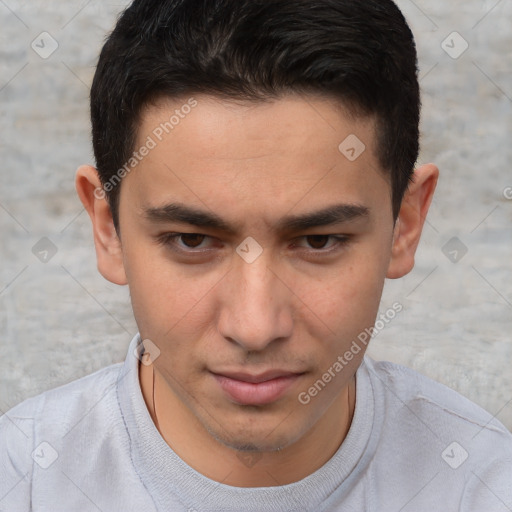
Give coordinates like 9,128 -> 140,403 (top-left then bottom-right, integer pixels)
1,333 -> 511,511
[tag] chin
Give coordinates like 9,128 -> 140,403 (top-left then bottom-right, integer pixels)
205,421 -> 301,453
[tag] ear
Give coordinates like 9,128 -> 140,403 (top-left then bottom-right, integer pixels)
386,163 -> 439,279
75,165 -> 128,285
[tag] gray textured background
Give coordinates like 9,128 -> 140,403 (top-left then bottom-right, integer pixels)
1,0 -> 511,430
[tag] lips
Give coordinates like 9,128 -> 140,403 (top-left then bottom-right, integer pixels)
214,370 -> 301,384
211,370 -> 305,405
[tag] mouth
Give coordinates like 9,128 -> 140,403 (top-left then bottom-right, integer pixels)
210,370 -> 306,406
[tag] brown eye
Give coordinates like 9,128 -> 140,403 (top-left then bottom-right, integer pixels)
157,232 -> 216,253
180,233 -> 206,248
293,235 -> 350,256
305,235 -> 330,249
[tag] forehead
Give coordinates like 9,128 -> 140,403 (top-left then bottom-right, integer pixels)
122,93 -> 390,226
134,93 -> 380,172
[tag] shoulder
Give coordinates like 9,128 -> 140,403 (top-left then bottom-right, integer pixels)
365,356 -> 512,512
3,361 -> 124,425
0,361 -> 124,457
363,355 -> 512,469
0,362 -> 125,508
364,355 -> 511,438
358,356 -> 512,510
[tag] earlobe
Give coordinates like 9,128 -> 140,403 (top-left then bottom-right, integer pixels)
75,165 -> 128,285
386,163 -> 439,279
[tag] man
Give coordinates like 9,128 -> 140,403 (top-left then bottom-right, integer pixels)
1,0 -> 511,510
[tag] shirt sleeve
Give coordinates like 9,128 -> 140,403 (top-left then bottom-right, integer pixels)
461,449 -> 512,511
0,406 -> 35,511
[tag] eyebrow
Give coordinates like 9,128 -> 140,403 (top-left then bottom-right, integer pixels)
142,202 -> 370,234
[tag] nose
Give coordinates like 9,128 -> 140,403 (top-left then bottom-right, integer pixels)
217,252 -> 293,352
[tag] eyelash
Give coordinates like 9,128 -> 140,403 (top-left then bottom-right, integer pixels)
156,232 -> 351,256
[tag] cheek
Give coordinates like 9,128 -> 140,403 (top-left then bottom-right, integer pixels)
124,244 -> 221,351
122,244 -> 186,334
302,259 -> 385,330
294,262 -> 385,402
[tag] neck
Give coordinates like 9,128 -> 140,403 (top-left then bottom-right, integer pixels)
139,360 -> 356,487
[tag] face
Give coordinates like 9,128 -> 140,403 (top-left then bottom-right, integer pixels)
110,93 -> 396,452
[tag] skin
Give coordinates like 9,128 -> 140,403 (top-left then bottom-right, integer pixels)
76,93 -> 438,487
